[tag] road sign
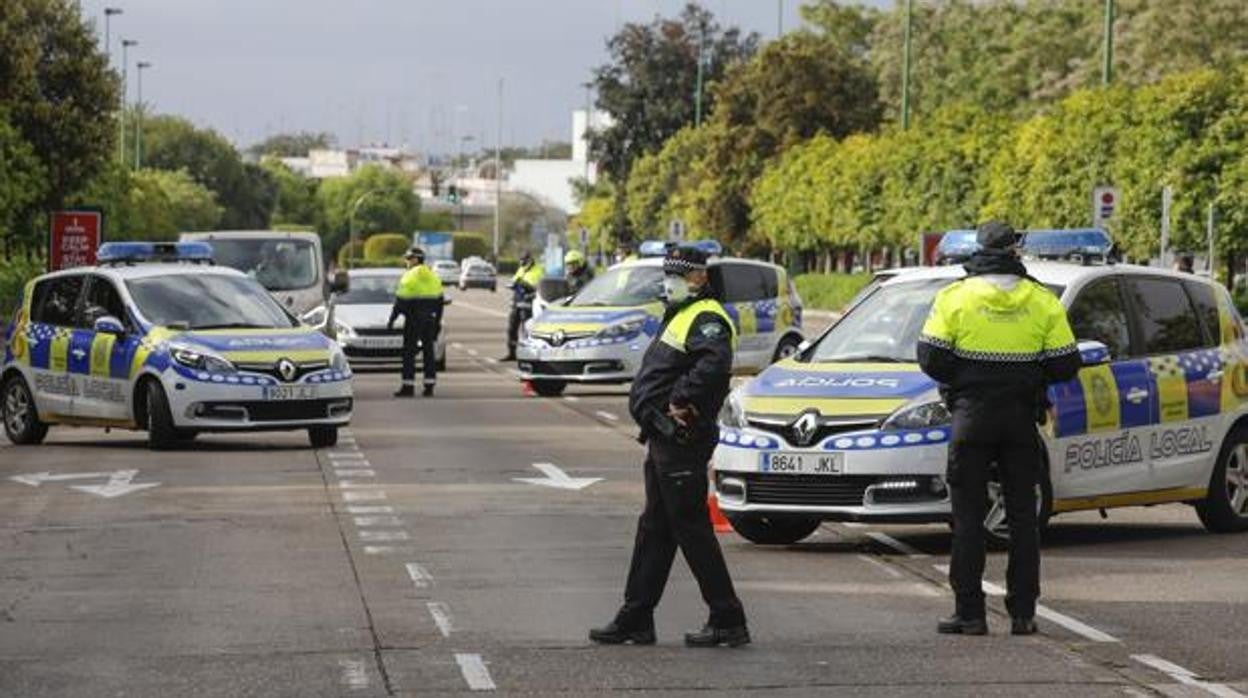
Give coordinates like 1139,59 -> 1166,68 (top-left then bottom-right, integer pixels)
49,209 -> 103,272
668,219 -> 686,243
578,226 -> 589,251
1092,186 -> 1119,229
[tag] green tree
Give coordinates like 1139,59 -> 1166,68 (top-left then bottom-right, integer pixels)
0,0 -> 119,249
0,110 -> 47,254
247,131 -> 336,159
317,165 -> 421,257
123,169 -> 223,240
262,158 -> 319,227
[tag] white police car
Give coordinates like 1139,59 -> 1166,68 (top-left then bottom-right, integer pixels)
714,261 -> 1248,544
1,242 -> 353,450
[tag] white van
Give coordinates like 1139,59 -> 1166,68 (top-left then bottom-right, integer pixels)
180,231 -> 326,316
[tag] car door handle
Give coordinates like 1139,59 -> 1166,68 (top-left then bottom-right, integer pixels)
1126,387 -> 1149,404
1206,370 -> 1224,382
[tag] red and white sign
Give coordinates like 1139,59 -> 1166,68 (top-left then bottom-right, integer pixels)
49,210 -> 103,272
1092,186 -> 1118,229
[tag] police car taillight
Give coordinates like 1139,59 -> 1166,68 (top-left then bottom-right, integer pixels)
97,241 -> 215,265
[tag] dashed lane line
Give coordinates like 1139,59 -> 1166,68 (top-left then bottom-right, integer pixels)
595,410 -> 619,422
335,469 -> 376,478
359,530 -> 409,542
338,658 -> 370,691
455,653 -> 497,691
1132,655 -> 1247,698
347,505 -> 394,514
353,515 -> 403,527
405,562 -> 433,588
343,490 -> 386,502
563,395 -> 580,403
427,602 -> 454,637
363,546 -> 397,555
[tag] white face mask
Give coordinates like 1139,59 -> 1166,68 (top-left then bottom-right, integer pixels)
661,276 -> 692,304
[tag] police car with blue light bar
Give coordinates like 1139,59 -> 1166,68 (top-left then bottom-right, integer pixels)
1,242 -> 353,450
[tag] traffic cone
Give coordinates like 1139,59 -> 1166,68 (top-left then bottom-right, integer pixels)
707,493 -> 733,534
521,380 -> 536,397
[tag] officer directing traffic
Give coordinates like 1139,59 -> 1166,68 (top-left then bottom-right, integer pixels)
591,244 -> 749,648
503,250 -> 544,361
917,221 -> 1080,636
388,246 -> 444,398
564,249 -> 595,295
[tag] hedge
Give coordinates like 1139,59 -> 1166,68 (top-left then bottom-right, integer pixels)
363,233 -> 411,261
336,240 -> 365,269
452,232 -> 489,262
793,273 -> 872,312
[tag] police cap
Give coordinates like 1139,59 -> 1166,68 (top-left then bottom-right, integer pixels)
977,221 -> 1021,250
663,244 -> 709,276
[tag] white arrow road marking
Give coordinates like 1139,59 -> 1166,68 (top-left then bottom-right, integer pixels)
406,563 -> 433,588
513,462 -> 602,491
11,470 -> 159,498
427,602 -> 454,637
455,653 -> 496,691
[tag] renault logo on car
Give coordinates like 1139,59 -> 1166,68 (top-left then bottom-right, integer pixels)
790,411 -> 821,447
276,358 -> 298,382
551,330 -> 566,347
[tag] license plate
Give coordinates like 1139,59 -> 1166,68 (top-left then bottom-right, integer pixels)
262,385 -> 319,401
761,452 -> 843,475
355,336 -> 402,349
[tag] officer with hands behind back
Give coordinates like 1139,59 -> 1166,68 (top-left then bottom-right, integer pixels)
388,246 -> 444,398
917,221 -> 1081,636
590,244 -> 749,649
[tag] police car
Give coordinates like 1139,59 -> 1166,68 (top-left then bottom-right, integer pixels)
516,241 -> 804,397
1,242 -> 353,450
714,261 -> 1248,544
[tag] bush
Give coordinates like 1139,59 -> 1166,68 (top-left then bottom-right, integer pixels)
453,232 -> 489,262
345,257 -> 405,269
496,257 -> 519,275
336,240 -> 365,269
363,233 -> 411,261
793,273 -> 872,311
1234,285 -> 1248,319
0,256 -> 45,320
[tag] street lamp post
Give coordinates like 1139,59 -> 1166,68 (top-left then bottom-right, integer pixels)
493,77 -> 503,263
119,39 -> 136,164
134,61 -> 151,168
347,190 -> 382,271
901,0 -> 914,129
694,25 -> 708,127
103,7 -> 122,63
1102,0 -> 1115,85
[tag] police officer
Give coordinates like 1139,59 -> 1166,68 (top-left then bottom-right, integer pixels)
590,244 -> 749,648
388,246 -> 444,397
917,221 -> 1081,636
564,249 -> 595,295
503,251 -> 543,361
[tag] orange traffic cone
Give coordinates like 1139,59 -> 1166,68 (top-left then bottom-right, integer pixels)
521,380 -> 537,397
707,493 -> 733,534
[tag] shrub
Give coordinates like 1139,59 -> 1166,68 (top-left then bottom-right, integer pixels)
452,232 -> 489,262
336,240 -> 365,269
793,273 -> 872,311
0,256 -> 45,321
363,233 -> 411,261
496,257 -> 519,275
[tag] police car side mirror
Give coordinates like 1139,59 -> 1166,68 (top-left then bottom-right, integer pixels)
329,271 -> 350,295
93,315 -> 126,336
1077,340 -> 1110,366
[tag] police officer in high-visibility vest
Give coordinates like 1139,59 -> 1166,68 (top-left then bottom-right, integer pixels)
590,244 -> 749,648
388,246 -> 444,397
917,221 -> 1081,636
503,251 -> 544,361
564,249 -> 594,295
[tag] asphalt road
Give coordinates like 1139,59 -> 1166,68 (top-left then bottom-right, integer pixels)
2,287 -> 1246,697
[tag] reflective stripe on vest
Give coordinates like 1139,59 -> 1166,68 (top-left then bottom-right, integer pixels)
660,298 -> 738,353
396,265 -> 443,299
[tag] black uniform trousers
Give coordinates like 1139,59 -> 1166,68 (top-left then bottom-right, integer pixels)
947,399 -> 1042,620
616,437 -> 746,630
506,303 -> 531,356
401,314 -> 439,387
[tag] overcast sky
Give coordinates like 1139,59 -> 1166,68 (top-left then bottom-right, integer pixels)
81,1 -> 889,154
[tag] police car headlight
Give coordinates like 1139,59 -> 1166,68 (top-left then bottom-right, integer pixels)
334,320 -> 356,338
718,389 -> 748,429
881,393 -> 950,431
597,318 -> 645,339
329,346 -> 350,372
170,342 -> 237,375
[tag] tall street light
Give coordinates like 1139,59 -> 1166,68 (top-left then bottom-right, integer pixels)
347,190 -> 382,271
134,61 -> 152,168
119,39 -> 137,164
103,7 -> 122,63
494,77 -> 503,263
1102,0 -> 1115,85
901,0 -> 914,129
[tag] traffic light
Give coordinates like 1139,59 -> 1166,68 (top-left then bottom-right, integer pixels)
447,185 -> 460,204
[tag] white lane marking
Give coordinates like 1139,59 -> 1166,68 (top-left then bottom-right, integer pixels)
363,546 -> 396,555
933,564 -> 1119,643
13,470 -> 160,498
338,480 -> 380,489
453,299 -> 509,319
452,342 -> 465,349
1132,655 -> 1246,698
327,451 -> 364,459
455,653 -> 497,691
347,505 -> 394,514
354,515 -> 403,527
513,462 -> 603,491
866,531 -> 928,558
359,530 -> 409,542
467,348 -> 480,357
427,602 -> 454,637
856,554 -> 903,579
595,410 -> 619,422
563,395 -> 580,403
343,491 -> 386,502
487,357 -> 499,364
338,658 -> 369,690
406,563 -> 433,588
335,469 -> 376,478
842,522 -> 867,529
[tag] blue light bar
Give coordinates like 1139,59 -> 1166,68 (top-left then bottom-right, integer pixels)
1021,229 -> 1113,258
637,239 -> 725,258
98,241 -> 215,264
638,240 -> 668,257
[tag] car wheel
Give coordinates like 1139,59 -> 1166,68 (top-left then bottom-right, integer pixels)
308,425 -> 339,449
771,334 -> 803,364
983,476 -> 1052,548
1196,425 -> 1248,533
726,513 -> 821,545
531,379 -> 566,397
2,374 -> 48,445
145,380 -> 179,451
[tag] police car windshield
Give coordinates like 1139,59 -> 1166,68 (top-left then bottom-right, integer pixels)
127,274 -> 297,330
568,266 -> 663,307
337,275 -> 401,305
811,279 -> 953,364
208,238 -> 318,291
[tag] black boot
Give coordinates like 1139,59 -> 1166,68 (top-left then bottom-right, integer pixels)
394,385 -> 415,398
684,624 -> 750,648
937,614 -> 988,635
1011,617 -> 1037,635
588,621 -> 656,646
422,384 -> 435,397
